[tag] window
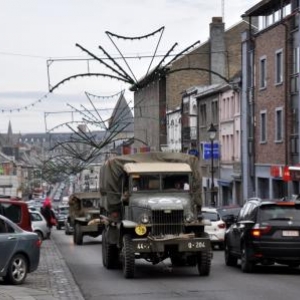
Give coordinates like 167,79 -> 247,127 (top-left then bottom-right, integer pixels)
260,57 -> 267,89
0,219 -> 14,234
293,47 -> 299,74
0,203 -> 21,223
275,108 -> 283,142
260,111 -> 267,143
211,101 -> 218,124
183,99 -> 189,113
31,212 -> 42,222
200,103 -> 207,126
275,50 -> 283,84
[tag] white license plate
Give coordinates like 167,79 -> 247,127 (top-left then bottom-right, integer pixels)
282,230 -> 299,237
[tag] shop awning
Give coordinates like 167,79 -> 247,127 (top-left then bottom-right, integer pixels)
218,179 -> 232,187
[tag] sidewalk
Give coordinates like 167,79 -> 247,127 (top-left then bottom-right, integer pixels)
0,236 -> 85,300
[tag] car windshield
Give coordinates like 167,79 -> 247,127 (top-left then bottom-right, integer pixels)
218,207 -> 241,217
202,211 -> 220,221
259,204 -> 300,222
58,206 -> 69,214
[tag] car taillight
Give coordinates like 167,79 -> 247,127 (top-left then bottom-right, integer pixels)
36,239 -> 42,248
218,223 -> 226,229
251,225 -> 272,237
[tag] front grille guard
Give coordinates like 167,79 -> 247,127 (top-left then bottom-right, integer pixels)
151,210 -> 184,237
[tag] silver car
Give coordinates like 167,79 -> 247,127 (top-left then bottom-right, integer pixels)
29,210 -> 50,240
0,214 -> 41,284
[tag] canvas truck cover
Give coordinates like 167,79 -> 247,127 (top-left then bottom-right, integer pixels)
99,152 -> 202,212
68,191 -> 101,219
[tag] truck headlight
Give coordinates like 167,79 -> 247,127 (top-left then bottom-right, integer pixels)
140,213 -> 150,224
135,224 -> 147,236
185,213 -> 194,223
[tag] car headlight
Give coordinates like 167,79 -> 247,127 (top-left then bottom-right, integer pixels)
86,214 -> 92,221
185,213 -> 194,223
140,213 -> 150,224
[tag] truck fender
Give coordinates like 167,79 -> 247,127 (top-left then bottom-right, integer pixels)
121,220 -> 138,228
122,220 -> 138,228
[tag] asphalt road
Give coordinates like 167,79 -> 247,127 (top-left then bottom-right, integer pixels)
52,229 -> 300,300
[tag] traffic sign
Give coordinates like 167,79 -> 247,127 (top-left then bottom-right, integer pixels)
203,142 -> 219,160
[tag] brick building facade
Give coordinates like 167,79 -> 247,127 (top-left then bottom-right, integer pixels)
242,0 -> 299,199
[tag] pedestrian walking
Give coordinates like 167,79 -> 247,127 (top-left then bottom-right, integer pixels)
41,195 -> 57,238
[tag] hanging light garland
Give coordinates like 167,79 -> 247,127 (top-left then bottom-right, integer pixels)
0,92 -> 50,113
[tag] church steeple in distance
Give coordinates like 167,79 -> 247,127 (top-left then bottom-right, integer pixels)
6,120 -> 13,146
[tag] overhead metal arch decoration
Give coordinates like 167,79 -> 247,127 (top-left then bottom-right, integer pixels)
47,27 -> 202,94
166,67 -> 230,84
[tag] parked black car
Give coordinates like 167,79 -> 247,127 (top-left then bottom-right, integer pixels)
224,197 -> 300,273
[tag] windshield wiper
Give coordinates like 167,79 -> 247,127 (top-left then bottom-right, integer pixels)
268,217 -> 292,221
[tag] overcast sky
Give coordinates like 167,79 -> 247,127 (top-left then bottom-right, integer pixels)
0,0 -> 258,134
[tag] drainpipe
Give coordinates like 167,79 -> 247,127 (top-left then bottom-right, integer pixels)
280,10 -> 295,196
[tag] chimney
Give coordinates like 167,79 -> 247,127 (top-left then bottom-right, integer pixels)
210,17 -> 226,84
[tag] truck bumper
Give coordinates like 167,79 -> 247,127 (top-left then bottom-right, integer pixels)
131,237 -> 211,253
80,224 -> 103,233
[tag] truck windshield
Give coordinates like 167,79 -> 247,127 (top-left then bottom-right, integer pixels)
130,174 -> 190,192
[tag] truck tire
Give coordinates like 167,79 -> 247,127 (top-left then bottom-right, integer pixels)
122,234 -> 135,278
74,223 -> 83,245
102,229 -> 118,269
197,250 -> 211,276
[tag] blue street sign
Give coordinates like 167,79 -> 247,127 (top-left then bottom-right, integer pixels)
203,142 -> 219,160
188,148 -> 199,157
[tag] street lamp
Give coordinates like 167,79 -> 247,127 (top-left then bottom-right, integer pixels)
208,123 -> 217,207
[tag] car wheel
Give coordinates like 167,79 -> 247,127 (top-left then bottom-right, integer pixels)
74,223 -> 83,245
4,254 -> 28,285
35,230 -> 43,242
241,243 -> 254,273
224,242 -> 237,266
122,234 -> 135,278
57,224 -> 61,230
197,250 -> 211,276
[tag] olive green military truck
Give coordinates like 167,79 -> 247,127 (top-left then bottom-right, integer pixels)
99,152 -> 211,278
68,191 -> 104,245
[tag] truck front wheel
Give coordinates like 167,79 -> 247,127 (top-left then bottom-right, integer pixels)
122,234 -> 135,279
74,223 -> 83,245
102,229 -> 118,269
197,250 -> 211,276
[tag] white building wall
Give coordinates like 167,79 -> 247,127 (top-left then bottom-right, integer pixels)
166,109 -> 182,152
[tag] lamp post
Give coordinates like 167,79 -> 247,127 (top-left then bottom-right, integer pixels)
208,123 -> 217,207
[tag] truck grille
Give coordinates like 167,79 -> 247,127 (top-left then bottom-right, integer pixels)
152,210 -> 184,236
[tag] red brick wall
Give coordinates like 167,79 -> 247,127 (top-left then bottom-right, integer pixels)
166,21 -> 249,111
254,23 -> 290,165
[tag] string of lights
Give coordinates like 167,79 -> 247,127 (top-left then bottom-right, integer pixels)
0,92 -> 51,113
84,89 -> 125,100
